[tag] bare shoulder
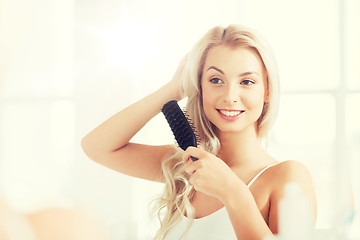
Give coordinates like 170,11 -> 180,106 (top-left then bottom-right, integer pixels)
268,160 -> 317,217
268,160 -> 315,196
270,160 -> 313,181
265,160 -> 317,233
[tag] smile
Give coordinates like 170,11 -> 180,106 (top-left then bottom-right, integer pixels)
217,109 -> 245,120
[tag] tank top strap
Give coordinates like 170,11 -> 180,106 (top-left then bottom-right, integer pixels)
246,163 -> 277,188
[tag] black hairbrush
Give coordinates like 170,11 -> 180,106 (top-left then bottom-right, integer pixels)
162,100 -> 199,161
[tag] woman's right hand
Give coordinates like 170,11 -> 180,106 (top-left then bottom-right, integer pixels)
169,54 -> 188,101
81,53 -> 191,182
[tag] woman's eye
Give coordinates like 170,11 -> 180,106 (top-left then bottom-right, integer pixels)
241,79 -> 255,85
210,78 -> 223,84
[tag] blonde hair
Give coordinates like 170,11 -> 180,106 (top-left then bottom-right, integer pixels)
153,24 -> 280,239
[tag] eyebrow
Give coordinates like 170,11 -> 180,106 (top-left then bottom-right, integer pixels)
207,66 -> 260,77
207,66 -> 225,75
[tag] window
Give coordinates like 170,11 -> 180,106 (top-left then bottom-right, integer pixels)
242,0 -> 360,235
0,0 -> 74,210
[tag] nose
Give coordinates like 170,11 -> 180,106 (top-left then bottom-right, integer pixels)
223,84 -> 240,104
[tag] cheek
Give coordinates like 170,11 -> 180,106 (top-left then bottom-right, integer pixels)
202,91 -> 214,113
243,90 -> 265,113
201,87 -> 218,115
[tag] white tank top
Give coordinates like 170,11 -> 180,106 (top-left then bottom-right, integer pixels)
164,164 -> 276,240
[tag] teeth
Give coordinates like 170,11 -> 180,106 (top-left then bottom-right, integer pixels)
219,110 -> 243,117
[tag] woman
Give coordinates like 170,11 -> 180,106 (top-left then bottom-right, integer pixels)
81,24 -> 317,240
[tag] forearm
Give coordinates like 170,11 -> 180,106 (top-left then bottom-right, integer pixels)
222,180 -> 273,240
81,81 -> 181,157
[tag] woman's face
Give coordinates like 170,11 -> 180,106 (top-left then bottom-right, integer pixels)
201,45 -> 267,134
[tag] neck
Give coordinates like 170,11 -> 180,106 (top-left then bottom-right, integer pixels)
217,126 -> 266,168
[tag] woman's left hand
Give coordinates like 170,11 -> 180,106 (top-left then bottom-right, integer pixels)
183,147 -> 244,202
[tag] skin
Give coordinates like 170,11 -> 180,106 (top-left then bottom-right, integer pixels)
82,46 -> 317,240
182,46 -> 317,239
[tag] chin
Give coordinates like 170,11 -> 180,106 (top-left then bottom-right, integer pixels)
213,121 -> 258,136
214,124 -> 247,134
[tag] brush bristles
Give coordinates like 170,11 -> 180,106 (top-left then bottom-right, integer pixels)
162,100 -> 199,152
182,108 -> 200,146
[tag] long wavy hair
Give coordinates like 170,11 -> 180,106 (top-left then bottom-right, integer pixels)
153,24 -> 280,239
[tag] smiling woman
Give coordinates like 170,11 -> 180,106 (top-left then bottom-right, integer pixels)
1,0 -> 358,239
201,46 -> 267,134
81,24 -> 317,240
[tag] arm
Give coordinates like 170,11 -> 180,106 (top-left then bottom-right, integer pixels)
223,181 -> 273,240
223,161 -> 317,239
183,147 -> 273,239
183,148 -> 317,240
267,160 -> 317,233
81,59 -> 186,182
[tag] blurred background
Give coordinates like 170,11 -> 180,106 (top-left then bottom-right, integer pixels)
0,0 -> 359,239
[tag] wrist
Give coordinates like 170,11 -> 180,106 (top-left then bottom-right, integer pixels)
163,80 -> 183,101
220,176 -> 250,206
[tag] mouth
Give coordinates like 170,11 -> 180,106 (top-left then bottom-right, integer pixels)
217,109 -> 245,119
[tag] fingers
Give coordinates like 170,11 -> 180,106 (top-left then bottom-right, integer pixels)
183,146 -> 207,175
182,146 -> 203,163
184,161 -> 200,175
184,155 -> 206,192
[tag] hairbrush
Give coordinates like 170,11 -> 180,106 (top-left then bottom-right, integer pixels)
161,100 -> 199,161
